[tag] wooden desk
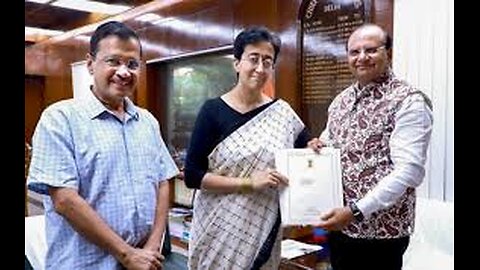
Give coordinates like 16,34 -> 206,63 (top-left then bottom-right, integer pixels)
280,254 -> 317,270
280,251 -> 331,270
170,227 -> 332,269
170,235 -> 189,251
281,226 -> 331,270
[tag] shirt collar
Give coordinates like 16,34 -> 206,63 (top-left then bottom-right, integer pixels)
84,85 -> 139,121
353,68 -> 395,95
124,96 -> 139,121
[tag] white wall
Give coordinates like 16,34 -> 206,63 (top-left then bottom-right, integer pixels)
71,61 -> 93,100
393,0 -> 454,202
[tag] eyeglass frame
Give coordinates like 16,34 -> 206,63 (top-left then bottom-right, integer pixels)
99,55 -> 141,71
240,53 -> 275,70
347,44 -> 386,58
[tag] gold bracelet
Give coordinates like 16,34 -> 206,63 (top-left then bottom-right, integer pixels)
239,177 -> 253,193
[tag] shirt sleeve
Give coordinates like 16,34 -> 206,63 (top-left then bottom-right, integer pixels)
150,114 -> 179,182
319,127 -> 330,145
27,106 -> 79,195
184,101 -> 218,189
319,103 -> 334,146
357,93 -> 434,218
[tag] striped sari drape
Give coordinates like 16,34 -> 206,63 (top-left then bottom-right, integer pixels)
188,99 -> 305,270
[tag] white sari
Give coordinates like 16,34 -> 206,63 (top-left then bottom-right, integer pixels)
188,99 -> 305,270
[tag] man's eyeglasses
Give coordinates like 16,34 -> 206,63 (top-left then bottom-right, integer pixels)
242,54 -> 274,70
102,56 -> 141,71
348,45 -> 386,57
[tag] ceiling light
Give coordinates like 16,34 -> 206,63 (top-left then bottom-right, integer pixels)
25,26 -> 64,37
25,0 -> 53,4
135,13 -> 163,23
52,0 -> 131,15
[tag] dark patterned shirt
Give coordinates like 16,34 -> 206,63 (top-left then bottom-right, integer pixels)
320,70 -> 433,238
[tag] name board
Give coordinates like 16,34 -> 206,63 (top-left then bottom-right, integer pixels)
298,0 -> 370,135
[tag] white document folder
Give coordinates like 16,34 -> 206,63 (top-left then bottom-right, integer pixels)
275,147 -> 343,226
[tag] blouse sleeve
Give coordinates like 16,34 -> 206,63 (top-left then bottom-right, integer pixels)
184,101 -> 218,189
294,127 -> 310,148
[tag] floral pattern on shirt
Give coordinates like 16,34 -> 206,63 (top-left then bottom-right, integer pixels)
327,71 -> 421,239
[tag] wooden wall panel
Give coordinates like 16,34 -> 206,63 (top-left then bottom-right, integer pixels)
25,46 -> 46,76
135,28 -> 149,107
142,1 -> 233,62
276,0 -> 303,112
25,76 -> 45,143
232,0 -> 278,32
372,0 -> 394,37
147,64 -> 169,136
25,0 -> 393,133
143,22 -> 172,60
43,46 -> 73,106
195,5 -> 234,49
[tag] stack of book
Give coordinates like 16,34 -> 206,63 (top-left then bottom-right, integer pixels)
168,207 -> 192,243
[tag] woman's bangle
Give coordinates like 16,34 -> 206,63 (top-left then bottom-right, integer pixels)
239,177 -> 253,193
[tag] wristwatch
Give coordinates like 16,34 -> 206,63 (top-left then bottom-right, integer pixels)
349,202 -> 364,222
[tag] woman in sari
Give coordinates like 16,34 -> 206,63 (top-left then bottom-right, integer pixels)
184,26 -> 309,270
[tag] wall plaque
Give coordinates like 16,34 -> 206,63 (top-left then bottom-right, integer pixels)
298,0 -> 371,136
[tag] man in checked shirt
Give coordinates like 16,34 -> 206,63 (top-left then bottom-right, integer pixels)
27,21 -> 179,270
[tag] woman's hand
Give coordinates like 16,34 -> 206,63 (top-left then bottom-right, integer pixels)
250,169 -> 289,190
307,138 -> 326,153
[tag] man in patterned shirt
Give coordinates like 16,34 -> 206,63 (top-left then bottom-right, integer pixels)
27,21 -> 179,269
308,23 -> 433,270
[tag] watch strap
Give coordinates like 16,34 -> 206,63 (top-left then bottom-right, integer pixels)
349,202 -> 364,222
